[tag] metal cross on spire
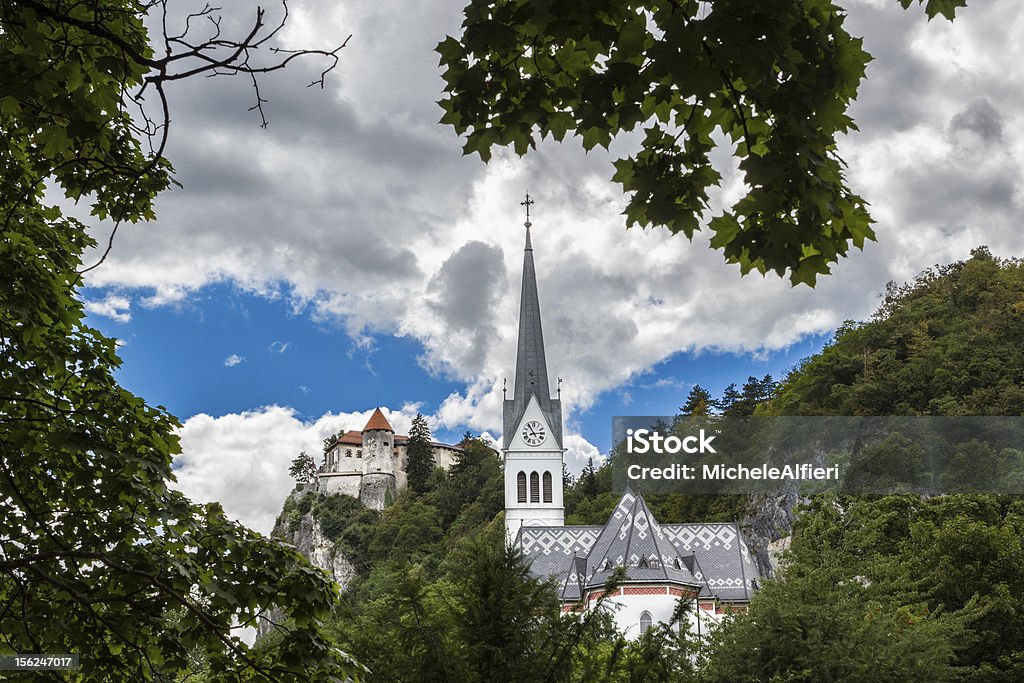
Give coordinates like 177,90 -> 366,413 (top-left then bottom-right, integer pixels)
521,192 -> 534,228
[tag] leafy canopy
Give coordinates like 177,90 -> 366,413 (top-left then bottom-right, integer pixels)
0,1 -> 357,679
439,0 -> 964,285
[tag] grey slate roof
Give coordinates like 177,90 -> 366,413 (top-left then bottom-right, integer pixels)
503,226 -> 563,449
516,489 -> 761,603
581,490 -> 702,590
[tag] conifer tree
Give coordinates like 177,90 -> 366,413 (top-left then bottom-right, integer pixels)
680,385 -> 713,416
580,458 -> 599,498
405,413 -> 435,494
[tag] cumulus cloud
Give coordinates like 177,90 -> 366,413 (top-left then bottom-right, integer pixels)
75,0 -> 1024,440
172,402 -> 603,533
564,433 -> 604,476
224,354 -> 245,367
174,405 -> 422,534
84,293 -> 132,323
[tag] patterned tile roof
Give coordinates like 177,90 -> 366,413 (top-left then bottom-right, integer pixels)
516,489 -> 761,603
581,490 -> 702,590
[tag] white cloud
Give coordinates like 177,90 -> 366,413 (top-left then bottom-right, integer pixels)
73,0 -> 1024,441
563,433 -> 603,477
224,354 -> 244,367
83,293 -> 132,323
269,341 -> 291,353
172,403 -> 603,533
174,405 -> 422,534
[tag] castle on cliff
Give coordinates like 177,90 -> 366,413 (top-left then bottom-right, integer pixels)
316,409 -> 462,510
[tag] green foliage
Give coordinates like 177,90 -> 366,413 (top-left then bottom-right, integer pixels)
437,438 -> 504,529
438,0 -> 964,284
774,249 -> 1024,416
0,2 -> 357,679
680,385 -> 713,416
405,413 -> 435,494
699,250 -> 1024,680
713,375 -> 777,416
311,494 -> 381,573
704,494 -> 1024,681
289,450 -> 318,484
336,522 -> 648,683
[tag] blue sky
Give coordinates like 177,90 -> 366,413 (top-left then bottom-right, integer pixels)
85,281 -> 830,453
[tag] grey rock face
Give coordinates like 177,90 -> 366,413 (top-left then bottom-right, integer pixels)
739,483 -> 803,579
359,473 -> 396,511
256,489 -> 356,641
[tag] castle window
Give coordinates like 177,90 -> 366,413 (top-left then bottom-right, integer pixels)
356,449 -> 362,458
346,449 -> 352,457
542,471 -> 552,503
639,611 -> 653,634
517,472 -> 527,503
530,472 -> 540,503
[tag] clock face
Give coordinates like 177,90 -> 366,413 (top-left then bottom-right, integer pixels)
522,420 -> 546,446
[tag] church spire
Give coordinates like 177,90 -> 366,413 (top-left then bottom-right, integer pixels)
504,194 -> 562,449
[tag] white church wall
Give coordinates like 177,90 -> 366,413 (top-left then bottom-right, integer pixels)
580,586 -> 723,640
600,589 -> 683,639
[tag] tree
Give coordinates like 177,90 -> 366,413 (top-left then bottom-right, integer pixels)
679,385 -> 712,416
579,457 -> 599,499
773,249 -> 1024,416
703,494 -> 1024,681
714,383 -> 743,415
405,413 -> 435,494
439,0 -> 965,285
338,522 -> 632,682
289,451 -> 318,484
0,2 -> 359,679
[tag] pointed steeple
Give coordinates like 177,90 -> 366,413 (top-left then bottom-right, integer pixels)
504,195 -> 562,448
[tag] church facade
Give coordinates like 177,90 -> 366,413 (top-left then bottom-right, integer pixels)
318,408 -> 462,510
503,208 -> 760,637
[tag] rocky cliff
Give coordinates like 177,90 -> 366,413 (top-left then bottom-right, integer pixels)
256,487 -> 357,641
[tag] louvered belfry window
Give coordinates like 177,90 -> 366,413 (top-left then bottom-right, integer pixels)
530,472 -> 540,503
542,471 -> 552,503
517,471 -> 527,503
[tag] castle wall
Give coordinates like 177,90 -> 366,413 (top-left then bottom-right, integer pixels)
318,437 -> 464,504
318,471 -> 362,498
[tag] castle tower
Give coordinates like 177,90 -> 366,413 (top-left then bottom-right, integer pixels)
504,196 -> 565,541
359,407 -> 397,510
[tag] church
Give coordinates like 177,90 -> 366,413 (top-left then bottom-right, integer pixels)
503,200 -> 761,637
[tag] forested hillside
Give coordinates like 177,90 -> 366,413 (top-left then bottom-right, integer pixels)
775,247 -> 1024,416
266,248 -> 1024,682
701,249 -> 1024,682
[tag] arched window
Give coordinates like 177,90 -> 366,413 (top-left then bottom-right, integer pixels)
639,611 -> 653,634
530,472 -> 540,503
542,471 -> 553,503
517,472 -> 527,503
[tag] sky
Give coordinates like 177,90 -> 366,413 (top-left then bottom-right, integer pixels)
75,0 -> 1024,535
